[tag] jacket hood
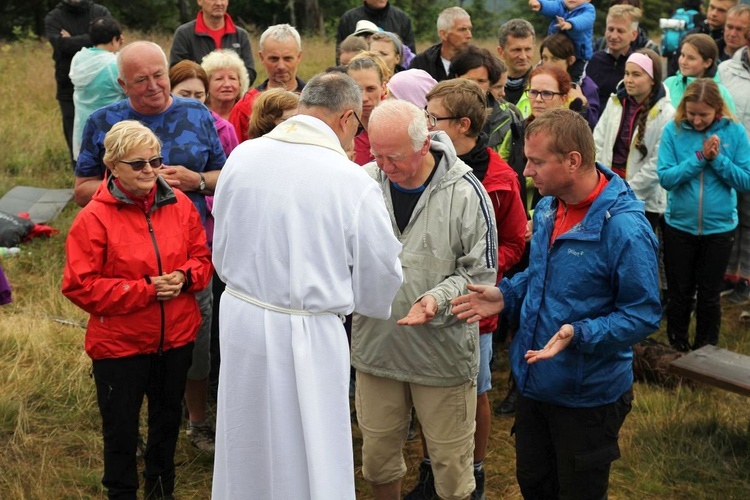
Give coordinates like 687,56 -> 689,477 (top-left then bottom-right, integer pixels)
94,175 -> 177,211
69,47 -> 117,88
427,130 -> 472,188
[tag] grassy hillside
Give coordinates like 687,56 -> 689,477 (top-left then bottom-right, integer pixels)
1,34 -> 749,498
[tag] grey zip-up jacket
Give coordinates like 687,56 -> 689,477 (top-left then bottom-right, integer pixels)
351,132 -> 498,386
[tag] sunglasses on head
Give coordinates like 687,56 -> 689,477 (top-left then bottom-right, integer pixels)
118,157 -> 164,171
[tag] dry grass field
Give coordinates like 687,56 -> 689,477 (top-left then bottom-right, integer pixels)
1,33 -> 750,499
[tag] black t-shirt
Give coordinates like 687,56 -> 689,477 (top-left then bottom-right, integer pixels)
389,151 -> 440,232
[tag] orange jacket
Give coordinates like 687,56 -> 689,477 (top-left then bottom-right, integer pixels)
62,177 -> 213,360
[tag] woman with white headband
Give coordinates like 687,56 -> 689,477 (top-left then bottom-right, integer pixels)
658,78 -> 750,352
593,49 -> 675,231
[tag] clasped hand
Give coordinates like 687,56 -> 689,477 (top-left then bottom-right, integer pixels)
703,135 -> 720,161
151,270 -> 186,300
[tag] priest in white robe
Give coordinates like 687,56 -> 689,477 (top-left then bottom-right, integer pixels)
210,72 -> 403,500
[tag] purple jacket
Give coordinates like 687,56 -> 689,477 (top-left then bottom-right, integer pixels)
580,75 -> 600,129
0,264 -> 11,305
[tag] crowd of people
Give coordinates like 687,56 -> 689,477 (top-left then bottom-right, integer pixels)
46,0 -> 750,499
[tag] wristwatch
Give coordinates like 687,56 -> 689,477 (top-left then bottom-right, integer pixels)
198,172 -> 206,191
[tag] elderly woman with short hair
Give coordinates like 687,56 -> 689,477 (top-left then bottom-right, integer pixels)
62,120 -> 212,499
201,49 -> 250,120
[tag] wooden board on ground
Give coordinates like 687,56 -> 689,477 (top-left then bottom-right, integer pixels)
669,345 -> 750,397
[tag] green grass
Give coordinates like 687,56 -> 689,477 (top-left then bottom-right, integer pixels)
2,34 -> 750,499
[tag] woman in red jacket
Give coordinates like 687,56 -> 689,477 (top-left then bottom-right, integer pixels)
62,120 -> 212,499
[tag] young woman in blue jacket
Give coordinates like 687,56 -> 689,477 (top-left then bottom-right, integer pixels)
657,78 -> 750,351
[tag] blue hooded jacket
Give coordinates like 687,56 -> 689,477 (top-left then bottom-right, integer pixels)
658,117 -> 750,236
500,166 -> 661,407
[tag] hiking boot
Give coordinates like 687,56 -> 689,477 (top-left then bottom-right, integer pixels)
186,423 -> 215,453
727,279 -> 750,304
669,340 -> 691,353
471,467 -> 486,500
721,278 -> 737,297
403,461 -> 438,500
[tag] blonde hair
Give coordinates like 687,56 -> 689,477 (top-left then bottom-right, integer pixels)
201,49 -> 250,100
674,78 -> 735,125
248,88 -> 300,139
348,51 -> 392,82
103,120 -> 161,168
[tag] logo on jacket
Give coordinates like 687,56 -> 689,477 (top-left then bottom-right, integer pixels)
567,249 -> 584,257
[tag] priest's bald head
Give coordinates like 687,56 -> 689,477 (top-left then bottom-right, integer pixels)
298,72 -> 364,150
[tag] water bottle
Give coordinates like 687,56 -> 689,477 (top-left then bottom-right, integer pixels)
0,247 -> 21,260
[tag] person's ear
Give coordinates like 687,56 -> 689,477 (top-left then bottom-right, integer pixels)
458,117 -> 472,135
568,151 -> 582,172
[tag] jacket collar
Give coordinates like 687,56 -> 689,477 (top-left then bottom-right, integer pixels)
264,115 -> 348,158
195,11 -> 237,34
542,164 -> 641,242
101,175 -> 177,212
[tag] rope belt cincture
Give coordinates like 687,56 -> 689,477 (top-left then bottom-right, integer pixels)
224,287 -> 346,322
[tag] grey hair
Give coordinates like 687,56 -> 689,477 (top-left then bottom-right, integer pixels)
437,6 -> 471,33
299,72 -> 363,113
260,24 -> 302,52
498,19 -> 535,48
728,4 -> 750,19
369,100 -> 428,152
117,41 -> 168,80
201,49 -> 250,96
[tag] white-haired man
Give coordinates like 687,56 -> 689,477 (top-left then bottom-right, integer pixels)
352,99 -> 497,500
409,6 -> 473,82
229,24 -> 305,142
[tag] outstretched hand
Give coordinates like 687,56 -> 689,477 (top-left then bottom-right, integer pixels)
556,16 -> 572,31
524,324 -> 574,364
529,0 -> 541,11
397,295 -> 438,326
450,284 -> 504,324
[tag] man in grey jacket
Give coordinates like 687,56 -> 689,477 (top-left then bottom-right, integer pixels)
352,99 -> 497,500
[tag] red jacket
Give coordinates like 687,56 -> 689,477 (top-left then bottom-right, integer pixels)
62,177 -> 213,360
480,148 -> 527,334
229,87 -> 261,142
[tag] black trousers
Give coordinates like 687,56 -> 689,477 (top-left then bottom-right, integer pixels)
92,343 -> 193,499
57,96 -> 76,168
514,389 -> 633,500
663,223 -> 734,349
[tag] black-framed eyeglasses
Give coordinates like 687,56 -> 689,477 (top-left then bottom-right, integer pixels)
118,157 -> 164,171
423,107 -> 462,128
527,89 -> 566,101
353,110 -> 365,136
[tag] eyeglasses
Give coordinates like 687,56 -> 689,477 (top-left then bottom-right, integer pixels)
118,157 -> 164,171
424,107 -> 462,128
527,89 -> 566,101
353,110 -> 365,136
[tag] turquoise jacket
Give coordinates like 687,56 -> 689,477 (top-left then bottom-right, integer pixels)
663,72 -> 736,112
658,117 -> 750,235
501,166 -> 661,407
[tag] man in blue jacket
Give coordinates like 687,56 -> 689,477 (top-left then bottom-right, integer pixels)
452,108 -> 661,499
